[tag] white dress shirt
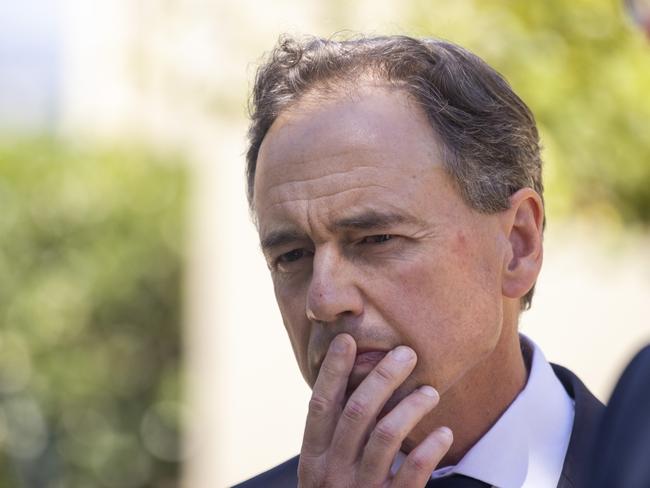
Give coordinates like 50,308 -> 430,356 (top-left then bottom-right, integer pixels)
391,335 -> 575,488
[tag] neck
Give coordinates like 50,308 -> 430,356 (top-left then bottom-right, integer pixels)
403,311 -> 528,466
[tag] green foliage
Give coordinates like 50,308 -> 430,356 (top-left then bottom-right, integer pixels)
0,138 -> 186,487
407,0 -> 650,226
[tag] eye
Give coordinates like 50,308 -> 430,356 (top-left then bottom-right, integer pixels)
278,248 -> 307,263
273,248 -> 315,273
361,234 -> 393,244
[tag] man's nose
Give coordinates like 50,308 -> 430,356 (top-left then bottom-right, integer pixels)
305,247 -> 363,323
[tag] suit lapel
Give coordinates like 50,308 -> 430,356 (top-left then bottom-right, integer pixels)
551,364 -> 605,488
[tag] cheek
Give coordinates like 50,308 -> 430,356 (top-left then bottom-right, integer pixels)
375,245 -> 503,390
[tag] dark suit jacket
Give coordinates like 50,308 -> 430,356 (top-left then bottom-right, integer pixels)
586,345 -> 650,488
233,364 -> 604,488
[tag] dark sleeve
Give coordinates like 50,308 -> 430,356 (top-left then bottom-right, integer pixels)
586,345 -> 650,488
231,455 -> 299,488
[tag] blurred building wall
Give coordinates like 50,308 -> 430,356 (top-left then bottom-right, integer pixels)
4,1 -> 648,487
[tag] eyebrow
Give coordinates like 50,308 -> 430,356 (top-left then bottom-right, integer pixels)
260,229 -> 306,252
332,209 -> 422,231
260,210 -> 421,252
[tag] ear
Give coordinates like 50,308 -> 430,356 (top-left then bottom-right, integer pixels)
500,188 -> 544,300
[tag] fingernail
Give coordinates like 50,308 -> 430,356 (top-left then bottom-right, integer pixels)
419,385 -> 438,399
392,346 -> 414,362
331,335 -> 348,353
438,426 -> 453,440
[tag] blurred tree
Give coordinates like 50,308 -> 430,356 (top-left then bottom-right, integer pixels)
407,0 -> 650,226
0,138 -> 186,487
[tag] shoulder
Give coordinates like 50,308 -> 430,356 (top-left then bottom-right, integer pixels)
231,455 -> 299,488
587,345 -> 650,488
550,363 -> 604,416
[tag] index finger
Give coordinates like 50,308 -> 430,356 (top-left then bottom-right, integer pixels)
300,334 -> 356,457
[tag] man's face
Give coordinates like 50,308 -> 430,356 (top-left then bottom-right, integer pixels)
254,82 -> 510,406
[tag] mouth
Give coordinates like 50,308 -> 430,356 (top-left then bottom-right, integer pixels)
345,349 -> 390,392
310,339 -> 395,390
354,350 -> 388,367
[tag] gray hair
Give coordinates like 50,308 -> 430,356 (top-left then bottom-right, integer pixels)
246,34 -> 544,310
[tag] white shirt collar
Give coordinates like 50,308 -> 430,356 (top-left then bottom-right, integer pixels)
392,335 -> 575,488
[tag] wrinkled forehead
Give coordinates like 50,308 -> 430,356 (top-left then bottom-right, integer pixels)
253,82 -> 443,212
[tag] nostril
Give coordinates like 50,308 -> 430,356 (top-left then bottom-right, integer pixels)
306,307 -> 317,321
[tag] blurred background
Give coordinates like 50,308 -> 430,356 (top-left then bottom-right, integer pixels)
1,0 -> 649,487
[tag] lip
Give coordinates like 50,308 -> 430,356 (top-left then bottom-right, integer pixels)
311,340 -> 393,380
346,349 -> 391,394
313,346 -> 388,371
354,350 -> 388,366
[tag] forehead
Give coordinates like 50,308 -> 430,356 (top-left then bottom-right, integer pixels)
253,83 -> 451,235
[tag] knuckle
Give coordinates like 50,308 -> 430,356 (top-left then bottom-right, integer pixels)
297,462 -> 311,480
297,461 -> 317,486
319,362 -> 342,379
342,398 -> 367,423
372,364 -> 395,383
297,459 -> 331,488
404,452 -> 429,473
308,394 -> 332,416
297,471 -> 324,488
372,420 -> 399,445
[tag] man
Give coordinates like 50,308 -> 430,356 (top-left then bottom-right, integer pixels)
235,35 -> 603,487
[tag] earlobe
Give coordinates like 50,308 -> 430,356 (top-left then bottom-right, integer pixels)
501,188 -> 544,300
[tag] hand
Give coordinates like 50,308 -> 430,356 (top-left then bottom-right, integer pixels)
298,333 -> 453,487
